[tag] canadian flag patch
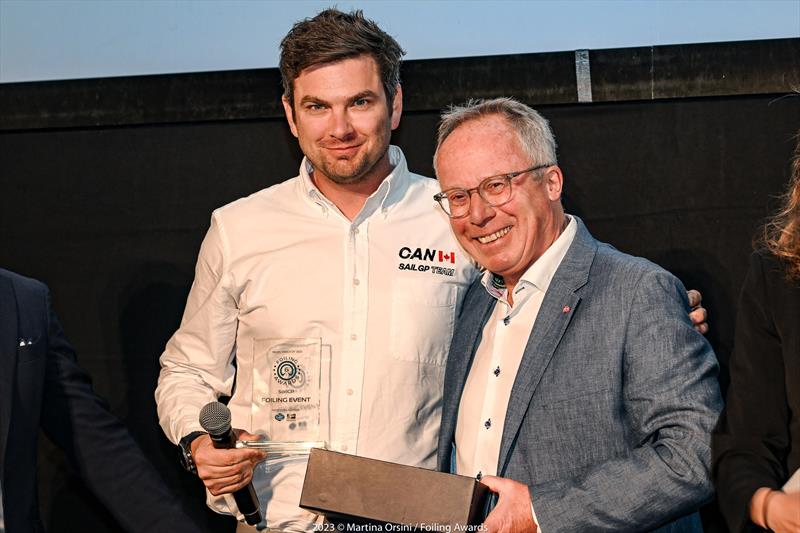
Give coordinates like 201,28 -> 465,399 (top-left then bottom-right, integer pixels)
438,251 -> 456,263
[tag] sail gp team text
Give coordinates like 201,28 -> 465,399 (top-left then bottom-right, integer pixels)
314,524 -> 486,532
398,263 -> 455,277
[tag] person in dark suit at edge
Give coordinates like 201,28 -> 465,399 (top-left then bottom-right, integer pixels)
433,98 -> 723,532
0,268 -> 200,533
712,135 -> 800,533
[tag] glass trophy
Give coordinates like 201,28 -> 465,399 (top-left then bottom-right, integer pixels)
249,338 -> 329,455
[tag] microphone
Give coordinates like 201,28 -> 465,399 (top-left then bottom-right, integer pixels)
199,401 -> 263,526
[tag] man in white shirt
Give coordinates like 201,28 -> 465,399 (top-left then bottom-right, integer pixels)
155,9 -> 477,531
434,98 -> 722,532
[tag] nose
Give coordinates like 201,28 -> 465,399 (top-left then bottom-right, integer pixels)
468,190 -> 495,225
330,107 -> 355,139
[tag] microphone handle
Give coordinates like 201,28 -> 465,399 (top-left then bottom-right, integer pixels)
209,428 -> 263,526
209,429 -> 237,448
232,485 -> 262,526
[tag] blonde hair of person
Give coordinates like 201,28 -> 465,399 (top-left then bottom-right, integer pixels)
762,133 -> 800,280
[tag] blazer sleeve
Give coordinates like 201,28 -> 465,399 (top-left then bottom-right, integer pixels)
712,252 -> 790,533
532,268 -> 722,532
37,287 -> 201,533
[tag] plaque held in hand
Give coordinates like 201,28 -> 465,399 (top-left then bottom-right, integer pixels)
250,338 -> 329,455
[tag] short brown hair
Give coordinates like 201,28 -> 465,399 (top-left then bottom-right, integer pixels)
279,8 -> 405,108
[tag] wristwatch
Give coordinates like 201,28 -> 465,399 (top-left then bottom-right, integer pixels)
178,431 -> 207,475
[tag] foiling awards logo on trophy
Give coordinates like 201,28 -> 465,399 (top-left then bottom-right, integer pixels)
245,338 -> 329,455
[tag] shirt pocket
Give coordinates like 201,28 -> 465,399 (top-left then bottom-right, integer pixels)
390,278 -> 457,366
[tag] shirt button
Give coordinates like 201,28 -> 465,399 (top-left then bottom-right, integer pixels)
352,228 -> 359,235
484,419 -> 492,429
503,316 -> 510,326
494,366 -> 501,377
353,278 -> 360,286
351,334 -> 357,341
346,388 -> 354,396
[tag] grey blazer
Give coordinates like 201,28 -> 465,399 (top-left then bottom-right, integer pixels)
437,218 -> 722,533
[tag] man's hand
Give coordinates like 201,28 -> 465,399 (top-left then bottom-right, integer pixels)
480,476 -> 538,533
191,429 -> 267,496
687,289 -> 708,334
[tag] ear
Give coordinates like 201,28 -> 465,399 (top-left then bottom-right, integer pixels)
544,165 -> 564,201
390,85 -> 403,131
282,95 -> 299,138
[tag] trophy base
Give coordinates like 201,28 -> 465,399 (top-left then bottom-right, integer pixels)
235,440 -> 327,456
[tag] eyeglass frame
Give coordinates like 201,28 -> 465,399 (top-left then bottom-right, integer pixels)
433,163 -> 554,218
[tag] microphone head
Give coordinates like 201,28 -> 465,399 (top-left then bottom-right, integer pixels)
199,401 -> 232,436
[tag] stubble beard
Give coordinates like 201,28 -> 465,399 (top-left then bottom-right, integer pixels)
316,151 -> 377,185
309,123 -> 392,186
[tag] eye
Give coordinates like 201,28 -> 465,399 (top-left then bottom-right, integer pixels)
353,98 -> 369,107
447,190 -> 469,206
305,103 -> 326,112
482,178 -> 507,196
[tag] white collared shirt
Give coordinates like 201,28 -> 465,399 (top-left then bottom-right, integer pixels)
455,216 -> 577,479
156,146 -> 478,530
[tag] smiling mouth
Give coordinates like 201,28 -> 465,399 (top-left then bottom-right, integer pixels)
326,144 -> 361,153
476,226 -> 511,244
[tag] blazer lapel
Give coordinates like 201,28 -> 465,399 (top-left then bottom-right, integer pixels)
497,218 -> 597,475
0,275 -> 18,477
452,289 -> 496,396
440,284 -> 496,471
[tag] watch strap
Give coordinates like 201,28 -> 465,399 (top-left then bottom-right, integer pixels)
178,430 -> 207,475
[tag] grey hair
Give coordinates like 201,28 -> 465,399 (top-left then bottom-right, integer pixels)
433,97 -> 558,175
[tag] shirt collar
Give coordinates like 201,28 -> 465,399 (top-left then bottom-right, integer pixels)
481,215 -> 578,301
380,146 -> 410,211
298,145 -> 410,219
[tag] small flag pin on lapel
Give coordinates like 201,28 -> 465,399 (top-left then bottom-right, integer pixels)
562,305 -> 571,313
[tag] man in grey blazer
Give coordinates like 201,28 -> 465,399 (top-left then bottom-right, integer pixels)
433,98 -> 722,533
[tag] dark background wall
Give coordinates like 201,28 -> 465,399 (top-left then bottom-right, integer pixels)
1,39 -> 798,532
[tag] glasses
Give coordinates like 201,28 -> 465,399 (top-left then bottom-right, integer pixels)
434,164 -> 553,218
